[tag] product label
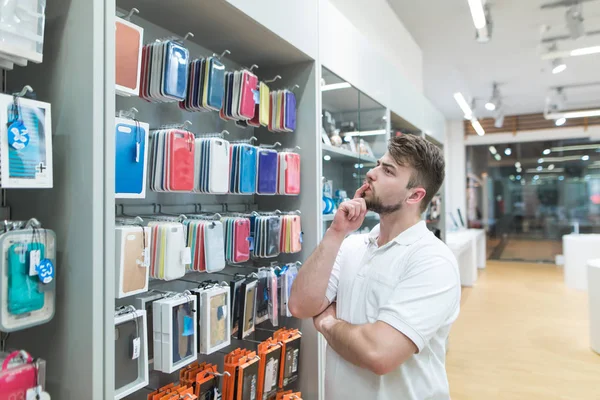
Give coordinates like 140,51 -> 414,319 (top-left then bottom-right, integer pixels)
29,249 -> 41,276
132,337 -> 141,360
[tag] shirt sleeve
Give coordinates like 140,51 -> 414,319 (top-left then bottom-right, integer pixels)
376,253 -> 460,352
325,238 -> 346,303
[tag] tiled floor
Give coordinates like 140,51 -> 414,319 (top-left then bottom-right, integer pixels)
447,261 -> 600,399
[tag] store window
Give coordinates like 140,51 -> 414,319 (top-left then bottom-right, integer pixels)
466,137 -> 600,262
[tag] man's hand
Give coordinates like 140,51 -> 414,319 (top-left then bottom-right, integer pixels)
329,183 -> 369,236
313,302 -> 337,333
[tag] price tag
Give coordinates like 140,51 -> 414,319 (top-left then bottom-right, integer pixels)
181,247 -> 192,265
8,120 -> 29,150
142,248 -> 150,267
36,259 -> 55,284
131,337 -> 140,360
29,249 -> 41,276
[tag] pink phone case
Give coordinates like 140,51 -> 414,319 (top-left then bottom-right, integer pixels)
291,216 -> 302,253
0,351 -> 37,400
284,153 -> 300,195
239,71 -> 258,120
169,130 -> 195,191
234,219 -> 250,263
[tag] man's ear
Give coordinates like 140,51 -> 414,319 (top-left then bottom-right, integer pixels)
406,188 -> 427,206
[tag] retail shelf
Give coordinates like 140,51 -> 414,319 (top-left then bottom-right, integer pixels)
322,211 -> 380,222
322,144 -> 378,164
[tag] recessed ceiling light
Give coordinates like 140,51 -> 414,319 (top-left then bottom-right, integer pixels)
538,158 -> 544,163
543,149 -> 551,155
515,161 -> 521,168
537,166 -> 543,171
504,147 -> 512,156
548,164 -> 555,170
494,154 -> 501,161
555,117 -> 567,126
516,175 -> 522,180
324,155 -> 331,161
534,175 -> 540,180
516,167 -> 522,173
559,176 -> 565,181
489,146 -> 497,155
552,59 -> 567,74
582,155 -> 590,161
485,102 -> 496,111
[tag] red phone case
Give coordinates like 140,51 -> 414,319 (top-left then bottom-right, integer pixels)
168,130 -> 195,191
234,219 -> 250,263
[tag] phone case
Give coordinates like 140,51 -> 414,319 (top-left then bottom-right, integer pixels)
207,58 -> 226,110
284,153 -> 300,195
239,145 -> 257,194
115,17 -> 143,96
168,130 -> 194,191
259,82 -> 270,127
238,279 -> 258,339
204,222 -> 225,273
257,150 -> 278,194
234,219 -> 250,263
162,41 -> 189,101
208,139 -> 230,194
115,119 -> 149,198
239,71 -> 258,120
115,226 -> 150,298
284,92 -> 297,131
164,223 -> 186,281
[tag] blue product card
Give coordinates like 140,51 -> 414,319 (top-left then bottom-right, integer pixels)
182,315 -> 194,336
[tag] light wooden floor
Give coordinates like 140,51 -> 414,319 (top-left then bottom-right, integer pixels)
499,239 -> 562,262
447,261 -> 600,400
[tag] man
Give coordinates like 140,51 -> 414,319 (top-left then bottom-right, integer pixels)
288,134 -> 460,400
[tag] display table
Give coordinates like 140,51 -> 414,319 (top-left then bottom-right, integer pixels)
562,234 -> 600,291
447,231 -> 477,287
447,229 -> 486,268
587,259 -> 600,354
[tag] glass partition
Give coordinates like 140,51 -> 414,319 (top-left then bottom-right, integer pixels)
466,137 -> 600,262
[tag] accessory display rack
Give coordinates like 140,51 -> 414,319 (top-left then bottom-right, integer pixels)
0,0 -> 447,399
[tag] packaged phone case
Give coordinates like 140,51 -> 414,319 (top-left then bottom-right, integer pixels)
257,150 -> 278,195
115,118 -> 149,198
238,279 -> 258,340
0,350 -> 41,400
115,225 -> 150,299
114,307 -> 149,399
115,17 -> 143,96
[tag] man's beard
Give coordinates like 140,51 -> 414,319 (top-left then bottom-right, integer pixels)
365,194 -> 403,215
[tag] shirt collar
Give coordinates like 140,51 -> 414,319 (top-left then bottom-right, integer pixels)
366,220 -> 429,246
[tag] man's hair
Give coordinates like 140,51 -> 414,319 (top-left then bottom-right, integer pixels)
387,134 -> 445,213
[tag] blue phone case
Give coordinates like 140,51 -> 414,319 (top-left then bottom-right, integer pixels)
8,243 -> 45,315
115,122 -> 146,195
230,145 -> 238,193
208,59 -> 226,110
285,92 -> 297,131
240,145 -> 257,194
257,150 -> 278,194
163,41 -> 189,100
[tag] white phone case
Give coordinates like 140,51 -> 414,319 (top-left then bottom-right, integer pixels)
209,139 -> 230,194
204,222 -> 225,272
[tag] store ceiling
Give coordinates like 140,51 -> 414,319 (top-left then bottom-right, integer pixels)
389,0 -> 600,119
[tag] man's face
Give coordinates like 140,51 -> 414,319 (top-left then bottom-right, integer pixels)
361,152 -> 415,215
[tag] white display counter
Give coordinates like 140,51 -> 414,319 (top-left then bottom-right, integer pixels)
446,230 -> 478,287
562,234 -> 600,291
587,259 -> 600,354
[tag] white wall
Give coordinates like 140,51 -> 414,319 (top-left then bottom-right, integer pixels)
328,0 -> 423,92
445,120 -> 467,233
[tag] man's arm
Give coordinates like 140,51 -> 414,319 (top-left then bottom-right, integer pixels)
288,229 -> 345,319
288,184 -> 369,319
315,304 -> 417,376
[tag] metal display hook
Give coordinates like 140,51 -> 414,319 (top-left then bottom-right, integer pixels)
213,49 -> 231,60
13,85 -> 33,98
264,75 -> 282,84
116,107 -> 138,119
124,7 -> 139,21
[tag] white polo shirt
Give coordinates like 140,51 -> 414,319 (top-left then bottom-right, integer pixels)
324,221 -> 461,400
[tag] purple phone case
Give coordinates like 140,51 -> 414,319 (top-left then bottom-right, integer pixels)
285,92 -> 297,131
257,150 -> 278,194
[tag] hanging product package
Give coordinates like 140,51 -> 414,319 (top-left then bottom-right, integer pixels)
237,277 -> 257,340
255,269 -> 270,325
194,137 -> 230,194
153,293 -> 197,374
251,216 -> 281,259
115,16 -> 143,96
274,328 -> 302,389
257,148 -> 278,195
229,143 -> 257,194
133,291 -> 167,367
194,283 -> 231,355
115,117 -> 149,198
279,215 -> 302,254
149,128 -> 195,193
180,55 -> 226,112
203,220 -> 225,273
277,152 -> 301,196
0,350 -> 47,400
223,217 -> 250,264
147,221 -> 186,281
268,90 -> 297,133
257,339 -> 282,400
115,223 -> 151,299
114,307 -> 149,400
140,39 -> 189,103
0,93 -> 53,188
0,0 -> 46,64
0,219 -> 56,332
